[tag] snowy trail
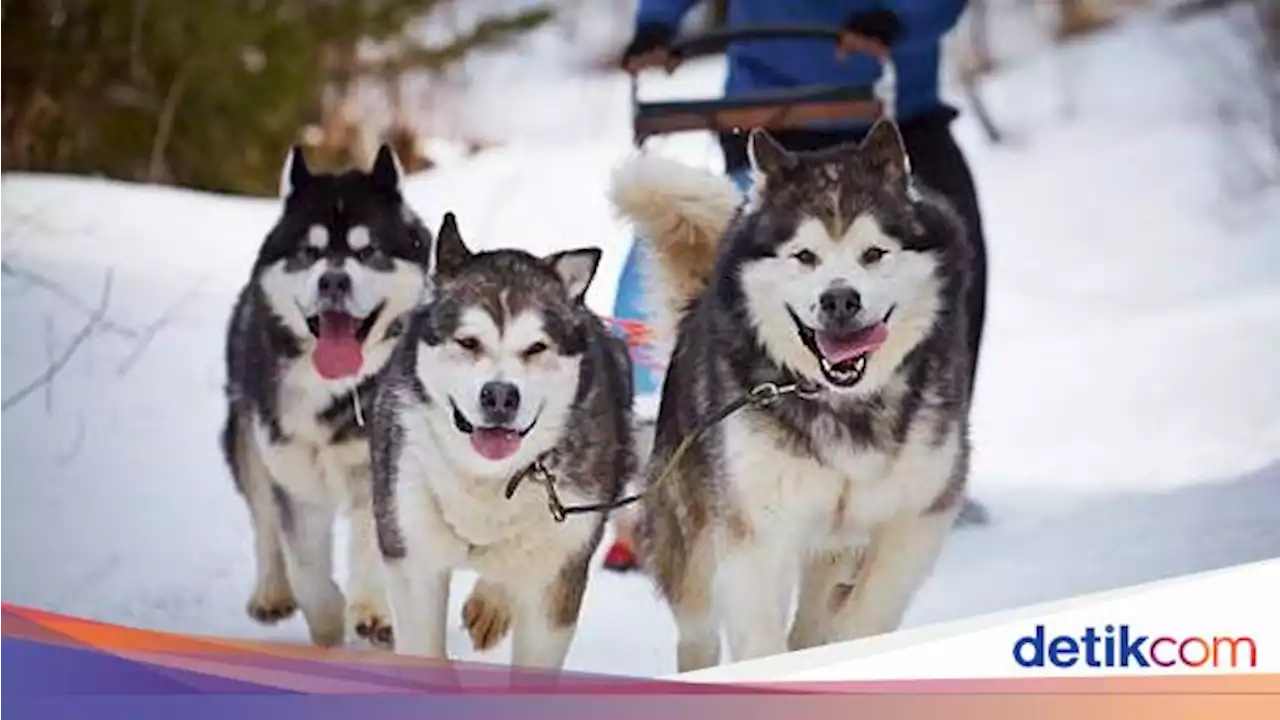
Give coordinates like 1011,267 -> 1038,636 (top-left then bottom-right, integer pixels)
3,16 -> 1280,678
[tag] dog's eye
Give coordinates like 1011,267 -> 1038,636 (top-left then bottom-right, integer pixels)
294,245 -> 319,263
791,249 -> 820,267
356,245 -> 383,264
522,341 -> 549,360
455,336 -> 481,353
861,247 -> 889,265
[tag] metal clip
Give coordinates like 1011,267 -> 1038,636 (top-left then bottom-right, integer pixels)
531,461 -> 567,522
352,386 -> 365,427
749,382 -> 785,406
794,380 -> 824,400
504,457 -> 568,522
544,484 -> 567,523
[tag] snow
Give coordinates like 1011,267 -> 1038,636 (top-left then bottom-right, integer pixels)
3,11 -> 1279,679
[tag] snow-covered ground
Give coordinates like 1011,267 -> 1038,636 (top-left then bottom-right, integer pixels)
3,13 -> 1279,678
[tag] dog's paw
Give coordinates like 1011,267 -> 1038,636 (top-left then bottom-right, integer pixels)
309,619 -> 346,648
246,585 -> 298,625
461,580 -> 512,652
303,584 -> 348,648
349,601 -> 395,650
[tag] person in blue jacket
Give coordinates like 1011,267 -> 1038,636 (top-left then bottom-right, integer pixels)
604,1 -> 990,569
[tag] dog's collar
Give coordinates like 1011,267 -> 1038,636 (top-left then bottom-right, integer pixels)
771,372 -> 824,402
503,446 -> 567,521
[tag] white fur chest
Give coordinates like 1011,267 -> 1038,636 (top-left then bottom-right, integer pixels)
398,416 -> 592,580
721,413 -> 855,548
251,356 -> 384,509
722,406 -> 958,551
827,415 -> 960,533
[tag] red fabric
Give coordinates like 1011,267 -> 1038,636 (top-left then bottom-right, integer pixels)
602,540 -> 639,571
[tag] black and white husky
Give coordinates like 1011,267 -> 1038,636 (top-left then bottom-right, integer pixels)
610,120 -> 975,671
221,145 -> 431,648
368,214 -> 635,668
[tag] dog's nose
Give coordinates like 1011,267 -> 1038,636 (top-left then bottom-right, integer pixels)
318,270 -> 351,299
479,381 -> 521,426
819,286 -> 862,327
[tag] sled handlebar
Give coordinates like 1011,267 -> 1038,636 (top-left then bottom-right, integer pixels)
666,25 -> 889,64
629,25 -> 889,144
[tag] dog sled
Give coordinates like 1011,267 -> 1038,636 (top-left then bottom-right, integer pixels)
604,25 -> 892,417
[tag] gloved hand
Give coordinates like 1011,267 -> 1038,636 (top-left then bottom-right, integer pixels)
837,8 -> 902,58
621,22 -> 678,73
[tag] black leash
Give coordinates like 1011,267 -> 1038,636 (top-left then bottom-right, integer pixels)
503,379 -> 821,522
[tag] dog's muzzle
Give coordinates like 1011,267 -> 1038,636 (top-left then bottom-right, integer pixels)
449,397 -> 543,463
788,306 -> 893,388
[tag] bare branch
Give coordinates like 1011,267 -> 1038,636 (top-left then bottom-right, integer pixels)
1,260 -> 139,338
55,414 -> 88,467
116,276 -> 208,376
148,65 -> 190,182
2,270 -> 114,413
44,315 -> 57,414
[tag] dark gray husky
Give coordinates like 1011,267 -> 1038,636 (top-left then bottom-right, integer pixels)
368,213 -> 635,668
610,119 -> 976,671
222,145 -> 430,648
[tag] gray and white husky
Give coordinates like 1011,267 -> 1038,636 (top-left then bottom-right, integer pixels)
369,213 -> 635,668
610,119 -> 975,671
221,145 -> 431,648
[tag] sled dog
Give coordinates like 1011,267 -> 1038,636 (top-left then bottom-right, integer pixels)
610,119 -> 975,670
221,145 -> 431,648
369,213 -> 635,668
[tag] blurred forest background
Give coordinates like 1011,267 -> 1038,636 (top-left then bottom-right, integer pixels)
3,0 -> 1278,196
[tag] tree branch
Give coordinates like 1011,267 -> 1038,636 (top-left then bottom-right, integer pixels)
1,260 -> 138,338
116,276 -> 208,376
148,65 -> 190,182
3,269 -> 114,413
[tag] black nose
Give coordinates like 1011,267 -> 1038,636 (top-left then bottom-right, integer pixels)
318,270 -> 351,299
479,381 -> 521,425
818,286 -> 862,328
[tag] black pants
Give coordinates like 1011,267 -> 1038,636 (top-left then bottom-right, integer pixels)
721,107 -> 989,398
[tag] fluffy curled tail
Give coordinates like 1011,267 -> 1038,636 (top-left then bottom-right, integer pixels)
609,154 -> 741,354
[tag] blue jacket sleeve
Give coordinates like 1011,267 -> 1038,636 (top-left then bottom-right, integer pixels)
635,0 -> 702,29
888,0 -> 968,49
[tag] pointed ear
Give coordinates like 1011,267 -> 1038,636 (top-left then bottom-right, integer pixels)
433,212 -> 471,278
747,128 -> 795,177
371,143 -> 404,193
859,118 -> 910,188
545,247 -> 602,302
280,145 -> 312,198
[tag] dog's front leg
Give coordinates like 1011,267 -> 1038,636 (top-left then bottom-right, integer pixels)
276,491 -> 346,647
509,548 -> 591,673
789,548 -> 863,651
346,492 -> 393,649
233,432 -> 297,624
825,507 -> 956,642
716,531 -> 793,663
380,482 -> 450,658
509,534 -> 600,675
383,556 -> 449,658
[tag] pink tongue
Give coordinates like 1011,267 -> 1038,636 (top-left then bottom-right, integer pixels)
816,323 -> 889,364
312,313 -> 364,380
471,428 -> 523,461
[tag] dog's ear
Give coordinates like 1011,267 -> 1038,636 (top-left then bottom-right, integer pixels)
280,145 -> 312,198
859,118 -> 910,188
371,143 -> 404,193
433,212 -> 471,279
545,247 -> 602,303
747,128 -> 795,177
401,204 -> 434,270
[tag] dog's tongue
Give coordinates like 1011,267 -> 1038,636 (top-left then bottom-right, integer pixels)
312,312 -> 363,380
816,323 -> 889,364
471,428 -> 522,461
